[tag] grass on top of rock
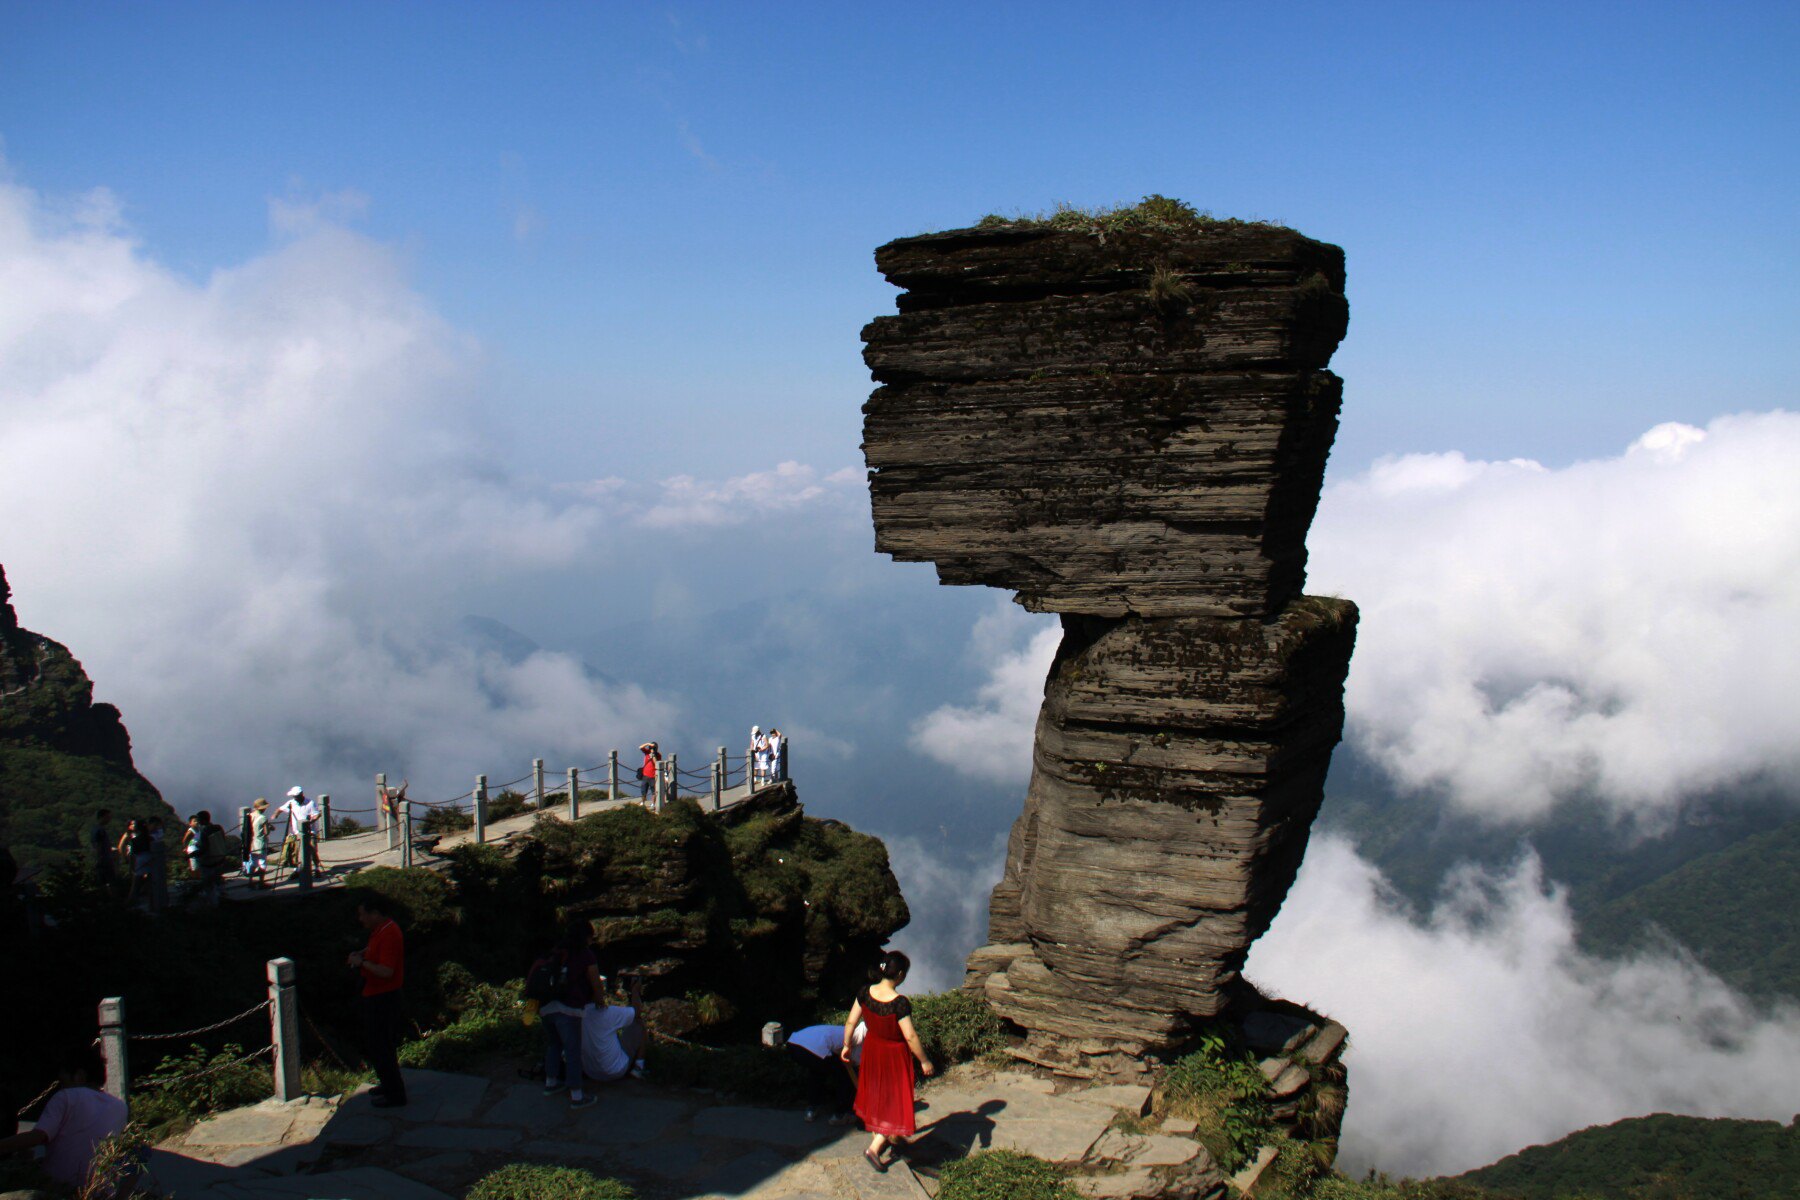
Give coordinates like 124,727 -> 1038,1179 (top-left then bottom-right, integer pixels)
465,1163 -> 636,1200
938,1151 -> 1081,1200
1158,1028 -> 1276,1173
974,195 -> 1284,237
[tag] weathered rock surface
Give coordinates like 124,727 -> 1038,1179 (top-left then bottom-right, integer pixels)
0,563 -> 168,861
860,209 -> 1357,1064
862,222 -> 1347,618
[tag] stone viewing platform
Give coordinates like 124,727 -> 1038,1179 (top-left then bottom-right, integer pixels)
141,1054 -> 1343,1200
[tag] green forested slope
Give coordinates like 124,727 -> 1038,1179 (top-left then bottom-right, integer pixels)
1457,1114 -> 1800,1200
1578,820 -> 1800,1000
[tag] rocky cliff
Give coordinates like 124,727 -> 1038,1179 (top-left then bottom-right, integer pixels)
0,564 -> 169,862
861,202 -> 1357,1073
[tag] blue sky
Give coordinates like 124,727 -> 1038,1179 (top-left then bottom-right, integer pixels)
5,1 -> 1796,482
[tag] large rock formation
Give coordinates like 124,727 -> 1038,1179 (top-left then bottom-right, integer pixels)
0,563 -> 169,862
861,204 -> 1357,1069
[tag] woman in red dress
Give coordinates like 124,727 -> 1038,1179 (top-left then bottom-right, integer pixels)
841,950 -> 935,1172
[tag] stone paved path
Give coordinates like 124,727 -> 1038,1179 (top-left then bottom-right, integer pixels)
148,1063 -> 1204,1200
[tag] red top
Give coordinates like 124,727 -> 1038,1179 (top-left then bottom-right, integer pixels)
642,752 -> 657,778
361,918 -> 404,996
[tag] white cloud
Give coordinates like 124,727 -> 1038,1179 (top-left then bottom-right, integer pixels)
881,832 -> 1007,993
0,172 -> 671,812
635,460 -> 862,529
1311,412 -> 1800,824
1249,835 -> 1800,1176
910,599 -> 1058,784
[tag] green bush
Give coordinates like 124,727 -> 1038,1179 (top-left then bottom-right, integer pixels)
1311,1176 -> 1506,1200
465,1163 -> 636,1200
912,990 -> 1006,1064
341,865 -> 456,931
937,1151 -> 1080,1200
129,1042 -> 273,1131
1160,1030 -> 1274,1172
420,805 -> 475,834
399,977 -> 530,1070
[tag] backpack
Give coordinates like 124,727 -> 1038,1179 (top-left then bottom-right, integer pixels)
200,825 -> 231,867
524,952 -> 570,1003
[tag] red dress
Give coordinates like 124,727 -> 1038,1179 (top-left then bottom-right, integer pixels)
854,989 -> 917,1137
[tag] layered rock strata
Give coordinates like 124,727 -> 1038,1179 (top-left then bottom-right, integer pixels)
860,213 -> 1357,1067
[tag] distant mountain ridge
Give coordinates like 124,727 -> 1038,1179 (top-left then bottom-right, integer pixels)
0,564 -> 170,865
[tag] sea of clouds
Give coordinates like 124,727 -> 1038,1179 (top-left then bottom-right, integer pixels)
0,172 -> 862,813
8,165 -> 1800,1179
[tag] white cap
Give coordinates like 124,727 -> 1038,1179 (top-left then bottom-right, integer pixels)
286,786 -> 304,797
752,726 -> 761,736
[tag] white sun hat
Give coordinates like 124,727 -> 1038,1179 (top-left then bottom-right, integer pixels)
286,786 -> 304,797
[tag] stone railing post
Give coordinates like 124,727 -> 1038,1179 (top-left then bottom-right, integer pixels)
746,744 -> 757,791
379,773 -> 394,848
712,761 -> 723,812
568,767 -> 580,821
297,807 -> 314,891
667,753 -> 679,809
716,745 -> 728,791
267,957 -> 301,1101
319,794 -> 332,842
400,797 -> 413,868
98,996 -> 127,1103
608,750 -> 619,801
534,758 -> 546,810
474,775 -> 488,844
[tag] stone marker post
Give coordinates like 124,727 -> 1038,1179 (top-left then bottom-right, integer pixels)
608,750 -> 619,800
568,767 -> 580,821
319,794 -> 331,842
474,775 -> 488,844
267,957 -> 301,1101
534,758 -> 546,810
98,996 -> 127,1102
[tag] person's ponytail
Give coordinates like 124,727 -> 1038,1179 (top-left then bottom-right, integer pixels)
870,949 -> 911,985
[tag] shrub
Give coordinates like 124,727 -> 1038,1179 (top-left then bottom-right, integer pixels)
490,789 -> 534,822
341,865 -> 456,931
129,1042 -> 272,1131
399,977 -> 530,1070
912,990 -> 1006,1064
330,815 -> 367,836
420,805 -> 475,834
1310,1176 -> 1504,1200
937,1151 -> 1080,1200
465,1163 -> 636,1200
1160,1030 -> 1274,1172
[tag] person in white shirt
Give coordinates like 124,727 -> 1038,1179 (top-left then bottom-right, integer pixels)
0,1045 -> 129,1191
751,727 -> 770,786
767,729 -> 787,782
580,974 -> 647,1084
282,786 -> 319,880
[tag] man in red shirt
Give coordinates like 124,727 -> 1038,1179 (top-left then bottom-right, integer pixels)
347,892 -> 406,1107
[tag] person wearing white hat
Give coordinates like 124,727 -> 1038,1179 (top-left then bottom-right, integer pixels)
281,786 -> 320,882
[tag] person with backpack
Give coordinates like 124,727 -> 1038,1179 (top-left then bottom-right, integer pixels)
530,920 -> 603,1109
193,811 -> 230,905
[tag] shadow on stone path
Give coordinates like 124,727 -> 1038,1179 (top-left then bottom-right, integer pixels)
151,1064 -> 1212,1200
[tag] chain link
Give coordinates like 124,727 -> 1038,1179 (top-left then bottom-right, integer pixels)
133,1043 -> 274,1090
14,1077 -> 61,1118
129,999 -> 270,1043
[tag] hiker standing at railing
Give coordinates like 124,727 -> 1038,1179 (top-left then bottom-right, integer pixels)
769,728 -> 787,782
348,891 -> 408,1108
637,742 -> 660,803
751,726 -> 769,787
242,798 -> 271,889
281,786 -> 319,883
